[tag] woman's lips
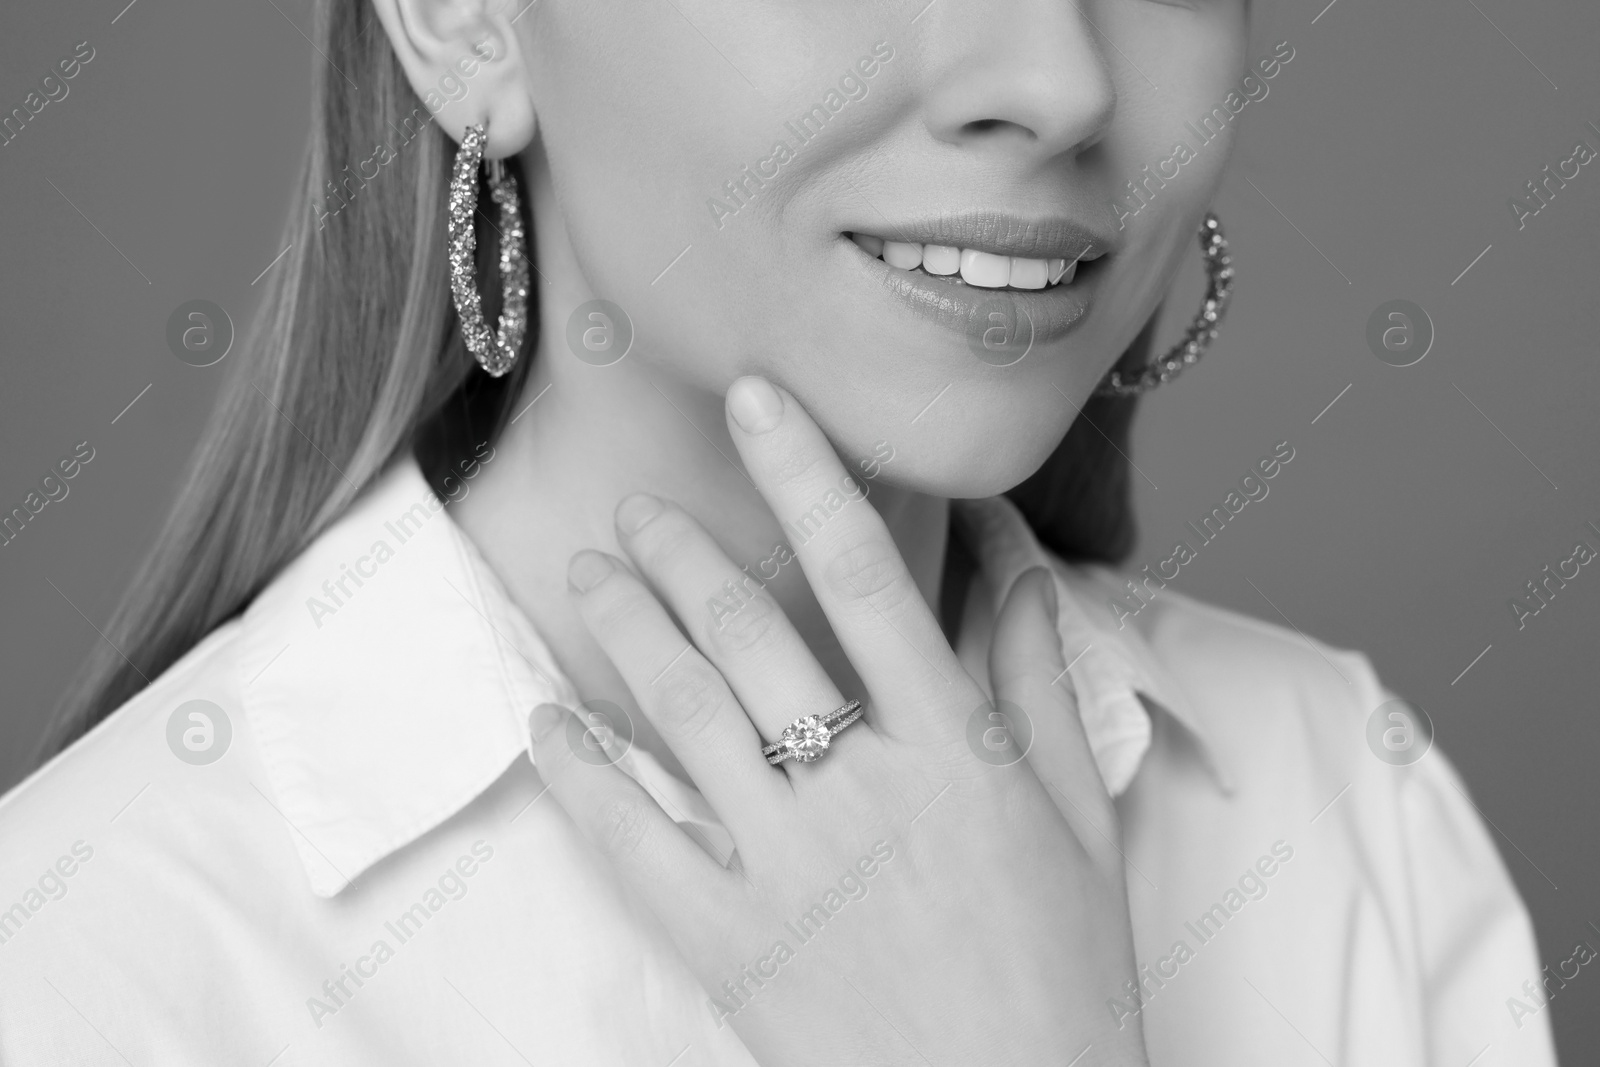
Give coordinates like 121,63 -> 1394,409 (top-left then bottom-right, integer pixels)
844,231 -> 1108,361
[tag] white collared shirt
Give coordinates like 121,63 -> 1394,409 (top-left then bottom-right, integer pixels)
0,459 -> 1558,1066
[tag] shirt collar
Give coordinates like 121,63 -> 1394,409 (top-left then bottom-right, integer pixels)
237,459 -> 565,896
954,496 -> 1233,797
239,460 -> 1226,898
239,457 -> 737,898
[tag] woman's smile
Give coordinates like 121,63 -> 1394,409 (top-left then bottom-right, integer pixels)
839,212 -> 1116,349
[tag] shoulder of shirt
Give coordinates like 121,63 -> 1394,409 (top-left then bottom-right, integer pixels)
1094,567 -> 1497,810
1095,571 -> 1550,1057
1073,565 -> 1409,783
0,619 -> 247,843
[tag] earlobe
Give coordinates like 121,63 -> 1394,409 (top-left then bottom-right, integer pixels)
370,0 -> 536,157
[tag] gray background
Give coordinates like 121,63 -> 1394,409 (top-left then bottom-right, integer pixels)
2,0 -> 1597,1057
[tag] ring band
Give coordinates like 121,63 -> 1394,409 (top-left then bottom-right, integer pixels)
762,700 -> 864,766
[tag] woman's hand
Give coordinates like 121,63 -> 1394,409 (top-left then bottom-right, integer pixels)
528,377 -> 1148,1067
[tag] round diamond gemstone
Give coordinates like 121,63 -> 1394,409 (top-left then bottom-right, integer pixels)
783,716 -> 832,763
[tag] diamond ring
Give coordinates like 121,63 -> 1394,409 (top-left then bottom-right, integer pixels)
761,700 -> 864,766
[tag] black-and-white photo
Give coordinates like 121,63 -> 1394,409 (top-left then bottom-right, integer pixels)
1,0 -> 1595,1062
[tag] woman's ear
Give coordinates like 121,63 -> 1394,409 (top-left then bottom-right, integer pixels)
370,0 -> 535,157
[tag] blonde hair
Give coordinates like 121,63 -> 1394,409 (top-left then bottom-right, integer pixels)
44,0 -> 531,754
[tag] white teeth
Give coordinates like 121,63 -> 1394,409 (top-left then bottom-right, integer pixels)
851,232 -> 884,257
882,240 -> 923,270
1008,257 -> 1048,290
921,244 -> 961,275
850,234 -> 1089,289
960,249 -> 1011,288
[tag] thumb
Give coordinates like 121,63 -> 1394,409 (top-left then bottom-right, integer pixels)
988,566 -> 1120,860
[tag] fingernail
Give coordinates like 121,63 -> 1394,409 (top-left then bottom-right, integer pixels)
616,493 -> 664,535
567,550 -> 614,592
728,376 -> 783,435
528,703 -> 566,744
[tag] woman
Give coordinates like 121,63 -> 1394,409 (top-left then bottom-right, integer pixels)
0,0 -> 1555,1063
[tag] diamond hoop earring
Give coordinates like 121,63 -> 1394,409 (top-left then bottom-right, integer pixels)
1094,212 -> 1233,398
447,123 -> 530,377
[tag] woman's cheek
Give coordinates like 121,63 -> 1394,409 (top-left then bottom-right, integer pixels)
527,13 -> 807,371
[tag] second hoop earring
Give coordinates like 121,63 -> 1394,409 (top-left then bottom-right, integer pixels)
447,123 -> 530,377
1094,212 -> 1233,398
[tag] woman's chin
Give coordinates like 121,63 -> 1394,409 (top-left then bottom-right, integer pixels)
855,434 -> 1066,502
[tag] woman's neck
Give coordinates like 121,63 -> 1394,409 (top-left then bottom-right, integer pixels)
453,351 -> 949,773
450,163 -> 949,770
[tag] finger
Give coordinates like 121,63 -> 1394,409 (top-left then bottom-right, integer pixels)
526,702 -> 727,924
613,492 -> 854,749
724,377 -> 963,736
567,549 -> 787,820
988,566 -> 1122,869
